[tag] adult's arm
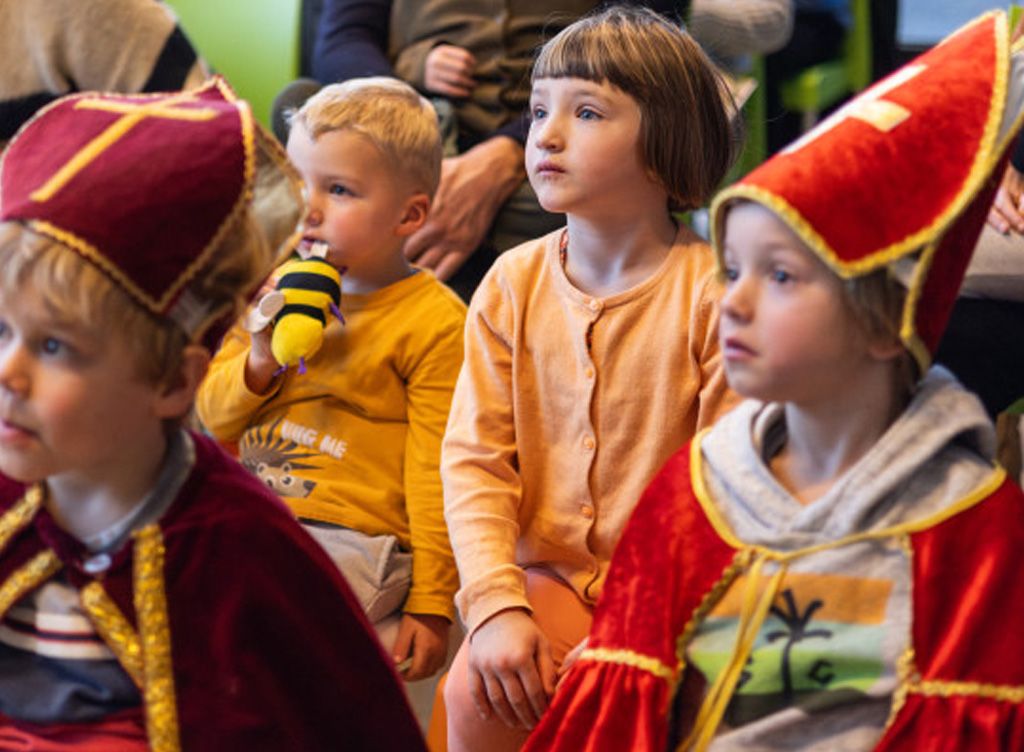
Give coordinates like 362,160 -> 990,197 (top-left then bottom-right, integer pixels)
687,0 -> 795,59
312,0 -> 393,84
313,0 -> 531,144
1,0 -> 207,140
56,0 -> 207,92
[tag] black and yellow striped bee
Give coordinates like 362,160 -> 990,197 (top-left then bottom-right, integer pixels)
268,255 -> 343,374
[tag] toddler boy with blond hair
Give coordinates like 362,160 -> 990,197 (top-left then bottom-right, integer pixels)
198,77 -> 466,681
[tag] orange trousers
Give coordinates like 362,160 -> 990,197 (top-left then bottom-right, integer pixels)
442,568 -> 593,752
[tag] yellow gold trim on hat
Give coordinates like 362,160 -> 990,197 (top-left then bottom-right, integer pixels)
900,237 -> 939,372
152,77 -> 254,323
80,581 -> 145,688
0,85 -> 225,208
4,78 -> 301,344
134,524 -> 180,752
998,40 -> 1024,157
168,78 -> 257,344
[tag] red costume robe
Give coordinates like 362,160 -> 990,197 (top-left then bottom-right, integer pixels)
0,432 -> 427,751
525,439 -> 1024,751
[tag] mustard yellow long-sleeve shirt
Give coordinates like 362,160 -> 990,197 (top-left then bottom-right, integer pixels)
197,270 -> 466,620
442,227 -> 739,633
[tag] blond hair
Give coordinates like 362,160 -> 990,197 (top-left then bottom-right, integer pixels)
533,6 -> 737,211
290,77 -> 443,196
841,269 -> 918,397
0,212 -> 272,388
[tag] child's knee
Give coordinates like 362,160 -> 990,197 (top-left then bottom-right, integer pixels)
442,645 -> 471,720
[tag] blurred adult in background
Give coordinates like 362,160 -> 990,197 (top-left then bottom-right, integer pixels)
687,0 -> 794,70
280,0 -> 793,301
934,138 -> 1024,421
0,0 -> 207,147
939,1 -> 1024,421
764,0 -> 850,153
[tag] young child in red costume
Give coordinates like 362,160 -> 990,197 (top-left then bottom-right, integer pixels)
0,80 -> 426,751
526,10 -> 1024,752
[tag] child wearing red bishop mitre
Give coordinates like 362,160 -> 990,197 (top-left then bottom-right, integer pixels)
526,10 -> 1024,752
0,80 -> 425,750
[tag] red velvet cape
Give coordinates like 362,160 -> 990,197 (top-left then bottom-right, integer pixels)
0,433 -> 426,751
525,440 -> 1024,751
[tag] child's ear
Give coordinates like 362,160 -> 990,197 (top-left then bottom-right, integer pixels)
154,345 -> 211,420
867,335 -> 906,363
394,193 -> 431,238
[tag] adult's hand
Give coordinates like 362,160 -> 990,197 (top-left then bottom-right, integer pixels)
987,162 -> 1024,235
424,44 -> 477,98
405,136 -> 526,281
467,607 -> 556,730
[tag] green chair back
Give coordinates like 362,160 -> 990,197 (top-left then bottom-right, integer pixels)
780,0 -> 873,128
729,56 -> 767,181
164,0 -> 301,128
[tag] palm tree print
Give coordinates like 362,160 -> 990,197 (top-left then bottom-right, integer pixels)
766,589 -> 834,702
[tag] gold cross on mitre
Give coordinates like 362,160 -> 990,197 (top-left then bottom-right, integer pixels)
29,93 -> 220,203
783,64 -> 927,155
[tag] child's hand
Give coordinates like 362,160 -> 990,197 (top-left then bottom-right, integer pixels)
392,613 -> 450,682
555,635 -> 588,690
243,323 -> 280,395
242,281 -> 283,394
467,608 -> 555,730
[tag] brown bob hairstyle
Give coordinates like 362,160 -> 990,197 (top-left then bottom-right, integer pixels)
532,5 -> 739,211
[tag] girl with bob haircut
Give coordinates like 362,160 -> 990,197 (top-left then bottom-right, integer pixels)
440,6 -> 739,751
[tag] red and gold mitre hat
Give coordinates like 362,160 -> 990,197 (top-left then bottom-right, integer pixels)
711,11 -> 1024,370
0,77 -> 302,346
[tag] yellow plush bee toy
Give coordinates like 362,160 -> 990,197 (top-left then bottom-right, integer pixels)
247,247 -> 343,374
